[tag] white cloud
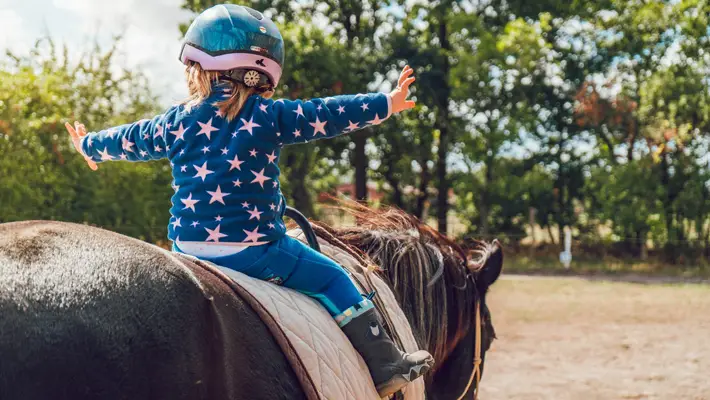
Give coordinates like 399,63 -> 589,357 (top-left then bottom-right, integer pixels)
0,9 -> 32,54
0,0 -> 193,105
51,0 -> 193,104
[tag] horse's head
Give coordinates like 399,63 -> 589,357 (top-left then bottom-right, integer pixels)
314,203 -> 503,399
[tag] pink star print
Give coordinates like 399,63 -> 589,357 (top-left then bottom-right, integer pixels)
266,150 -> 277,164
259,103 -> 268,113
227,155 -> 244,171
207,185 -> 231,205
205,224 -> 228,242
345,120 -> 360,131
155,124 -> 164,138
171,217 -> 182,229
122,138 -> 135,152
193,161 -> 214,181
367,114 -> 385,125
241,201 -> 251,208
247,206 -> 263,221
337,105 -> 346,114
250,168 -> 272,189
310,116 -> 328,136
293,129 -> 301,138
239,117 -> 261,135
249,149 -> 258,158
97,148 -> 114,161
197,118 -> 219,140
293,104 -> 305,118
171,123 -> 187,141
181,193 -> 200,212
360,102 -> 369,111
221,147 -> 229,155
243,227 -> 266,243
233,179 -> 242,187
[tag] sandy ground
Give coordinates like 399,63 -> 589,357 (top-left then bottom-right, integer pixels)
478,275 -> 710,400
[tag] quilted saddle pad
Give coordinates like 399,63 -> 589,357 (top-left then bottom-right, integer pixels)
186,233 -> 426,400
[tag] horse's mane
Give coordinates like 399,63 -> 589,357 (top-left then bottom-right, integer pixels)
309,200 -> 495,368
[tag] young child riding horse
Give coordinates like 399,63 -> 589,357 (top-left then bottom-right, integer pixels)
66,3 -> 432,396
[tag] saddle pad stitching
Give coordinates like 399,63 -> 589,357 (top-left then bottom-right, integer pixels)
277,287 -> 361,399
250,278 -> 366,399
182,255 -> 321,399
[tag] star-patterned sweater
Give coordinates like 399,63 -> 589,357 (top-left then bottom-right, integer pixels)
80,83 -> 392,245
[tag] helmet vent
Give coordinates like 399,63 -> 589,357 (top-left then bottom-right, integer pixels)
245,7 -> 264,20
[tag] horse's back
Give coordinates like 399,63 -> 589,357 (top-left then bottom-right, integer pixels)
0,221 -> 305,400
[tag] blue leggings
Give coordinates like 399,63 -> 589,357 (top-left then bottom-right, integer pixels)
175,236 -> 364,316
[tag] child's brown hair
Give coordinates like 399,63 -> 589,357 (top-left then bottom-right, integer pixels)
183,61 -> 258,121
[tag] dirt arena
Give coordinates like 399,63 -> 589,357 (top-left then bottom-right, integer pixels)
479,275 -> 710,400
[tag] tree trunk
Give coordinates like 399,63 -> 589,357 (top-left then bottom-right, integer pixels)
547,224 -> 557,245
659,153 -> 676,262
414,161 -> 431,219
436,14 -> 451,235
636,229 -> 648,260
479,154 -> 494,235
342,8 -> 369,204
382,155 -> 404,209
354,130 -> 368,201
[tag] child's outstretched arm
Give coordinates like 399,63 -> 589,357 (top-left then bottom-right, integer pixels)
267,66 -> 416,146
67,111 -> 176,168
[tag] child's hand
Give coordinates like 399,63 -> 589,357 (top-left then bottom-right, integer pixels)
65,121 -> 98,171
389,65 -> 416,114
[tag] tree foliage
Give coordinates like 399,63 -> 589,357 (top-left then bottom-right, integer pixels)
4,0 -> 710,264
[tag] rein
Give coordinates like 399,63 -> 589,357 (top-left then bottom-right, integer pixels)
456,299 -> 482,400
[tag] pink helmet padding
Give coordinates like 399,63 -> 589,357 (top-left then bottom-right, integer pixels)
181,44 -> 282,87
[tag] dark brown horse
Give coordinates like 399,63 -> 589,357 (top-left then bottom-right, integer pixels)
0,206 -> 501,400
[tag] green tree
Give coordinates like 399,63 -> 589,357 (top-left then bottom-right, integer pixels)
0,39 -> 167,242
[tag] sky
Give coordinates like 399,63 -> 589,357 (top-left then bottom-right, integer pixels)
0,0 -> 194,105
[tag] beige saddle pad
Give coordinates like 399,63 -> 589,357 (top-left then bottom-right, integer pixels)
187,232 -> 426,400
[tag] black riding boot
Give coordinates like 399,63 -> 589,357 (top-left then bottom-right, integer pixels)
341,307 -> 434,397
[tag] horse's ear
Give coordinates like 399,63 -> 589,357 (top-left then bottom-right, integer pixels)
477,240 -> 503,289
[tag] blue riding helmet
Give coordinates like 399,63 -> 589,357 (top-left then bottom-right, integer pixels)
179,4 -> 285,88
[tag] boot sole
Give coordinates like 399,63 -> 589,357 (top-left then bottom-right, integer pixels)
375,355 -> 434,398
